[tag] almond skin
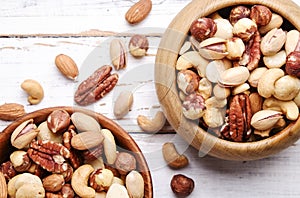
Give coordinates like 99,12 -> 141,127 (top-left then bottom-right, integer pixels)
125,0 -> 152,24
55,54 -> 79,80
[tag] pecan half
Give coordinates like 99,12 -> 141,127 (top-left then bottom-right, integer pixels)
27,140 -> 71,173
238,31 -> 261,71
74,65 -> 118,106
221,94 -> 252,142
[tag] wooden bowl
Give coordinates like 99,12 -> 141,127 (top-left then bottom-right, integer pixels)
0,106 -> 153,197
155,0 -> 300,161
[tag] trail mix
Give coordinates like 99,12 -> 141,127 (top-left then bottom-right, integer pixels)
176,4 -> 300,142
0,109 -> 145,198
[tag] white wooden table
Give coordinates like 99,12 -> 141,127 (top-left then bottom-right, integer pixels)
1,0 -> 300,197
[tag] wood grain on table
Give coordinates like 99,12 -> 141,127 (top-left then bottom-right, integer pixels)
1,0 -> 300,197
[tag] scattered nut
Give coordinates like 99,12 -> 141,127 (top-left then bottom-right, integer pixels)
129,34 -> 149,57
110,39 -> 127,70
125,0 -> 152,24
21,79 -> 44,105
162,142 -> 189,169
114,90 -> 134,119
55,54 -> 79,80
170,174 -> 194,196
0,103 -> 26,121
137,111 -> 166,132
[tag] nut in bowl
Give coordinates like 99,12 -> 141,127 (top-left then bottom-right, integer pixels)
0,106 -> 152,197
155,0 -> 300,161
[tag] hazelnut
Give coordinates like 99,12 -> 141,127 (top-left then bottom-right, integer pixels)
89,168 -> 114,192
170,174 -> 194,196
177,70 -> 200,95
233,18 -> 257,41
229,6 -> 250,25
42,174 -> 65,192
190,17 -> 217,42
226,37 -> 245,60
10,151 -> 32,172
286,51 -> 300,78
129,34 -> 149,57
250,5 -> 272,26
114,152 -> 136,175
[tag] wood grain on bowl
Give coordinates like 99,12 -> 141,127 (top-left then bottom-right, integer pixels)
0,106 -> 153,197
155,0 -> 300,161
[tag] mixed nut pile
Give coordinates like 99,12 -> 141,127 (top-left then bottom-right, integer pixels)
176,5 -> 300,142
0,110 -> 145,198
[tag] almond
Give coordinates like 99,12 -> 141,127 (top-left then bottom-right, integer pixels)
71,131 -> 104,150
0,103 -> 26,121
125,0 -> 152,24
55,54 -> 79,80
0,172 -> 7,198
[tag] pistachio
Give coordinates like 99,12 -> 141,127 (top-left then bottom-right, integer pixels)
251,110 -> 283,130
11,119 -> 39,149
260,28 -> 286,56
110,39 -> 127,70
198,37 -> 228,60
218,66 -> 250,86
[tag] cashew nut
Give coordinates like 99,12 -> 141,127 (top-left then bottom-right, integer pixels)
162,142 -> 189,169
71,164 -> 95,198
263,97 -> 299,120
248,67 -> 268,88
294,91 -> 300,107
257,68 -> 284,98
21,79 -> 44,105
137,111 -> 166,132
113,90 -> 134,119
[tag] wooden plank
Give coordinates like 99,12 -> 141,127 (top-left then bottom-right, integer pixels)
0,36 -> 174,132
131,133 -> 300,197
0,0 -> 191,36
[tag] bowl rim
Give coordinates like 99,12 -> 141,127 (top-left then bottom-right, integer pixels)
155,0 -> 300,161
0,106 -> 153,197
